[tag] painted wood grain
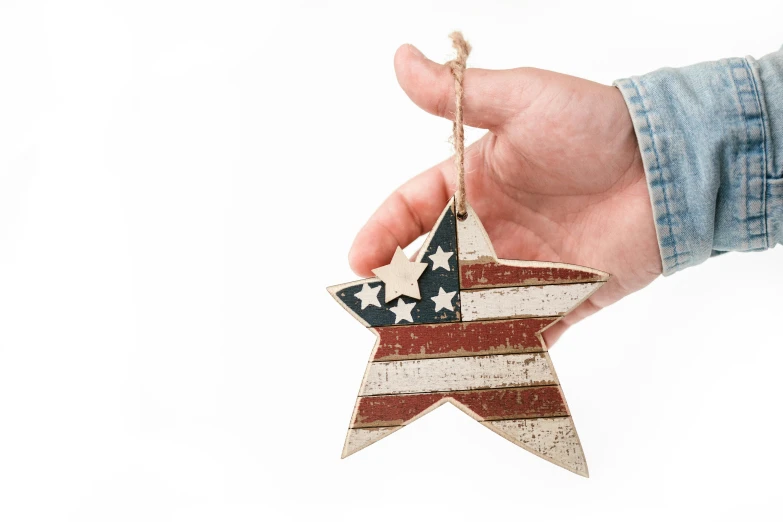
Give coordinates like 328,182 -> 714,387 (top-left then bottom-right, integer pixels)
342,427 -> 401,458
460,260 -> 608,289
484,417 -> 588,477
410,201 -> 460,323
352,386 -> 568,428
331,198 -> 606,474
372,318 -> 556,361
460,283 -> 602,321
455,202 -> 496,262
414,199 -> 456,265
360,353 -> 558,396
327,199 -> 461,326
372,246 -> 428,302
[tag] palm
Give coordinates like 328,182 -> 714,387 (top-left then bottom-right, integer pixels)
349,45 -> 662,344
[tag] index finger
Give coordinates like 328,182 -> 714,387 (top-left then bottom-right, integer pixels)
348,159 -> 454,277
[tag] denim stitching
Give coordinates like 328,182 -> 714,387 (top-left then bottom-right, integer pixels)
628,79 -> 681,271
727,62 -> 752,249
728,60 -> 767,250
742,57 -> 770,248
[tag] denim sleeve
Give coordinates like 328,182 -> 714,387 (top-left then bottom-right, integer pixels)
615,48 -> 783,275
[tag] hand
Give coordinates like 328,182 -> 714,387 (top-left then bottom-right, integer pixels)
348,44 -> 663,345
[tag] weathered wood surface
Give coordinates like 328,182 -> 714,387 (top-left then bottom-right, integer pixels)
455,203 -> 496,262
460,260 -> 607,289
351,386 -> 568,428
414,200 -> 457,265
372,318 -> 556,361
371,246 -> 427,302
329,197 -> 609,475
342,427 -> 401,458
387,298 -> 416,324
484,417 -> 588,477
455,200 -> 608,289
460,283 -> 602,321
327,201 -> 460,327
360,353 -> 558,396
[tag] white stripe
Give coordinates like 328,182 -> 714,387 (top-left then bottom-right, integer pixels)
456,203 -> 496,261
460,283 -> 601,321
483,417 -> 587,477
359,353 -> 557,396
342,427 -> 401,458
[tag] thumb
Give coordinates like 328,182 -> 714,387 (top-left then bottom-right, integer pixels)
394,43 -> 524,130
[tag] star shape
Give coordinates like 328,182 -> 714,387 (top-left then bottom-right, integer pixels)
430,287 -> 457,312
372,246 -> 427,303
427,246 -> 454,271
389,298 -> 415,324
328,199 -> 611,476
354,283 -> 381,309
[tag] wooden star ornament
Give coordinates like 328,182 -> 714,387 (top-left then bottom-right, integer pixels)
372,246 -> 427,302
327,199 -> 610,476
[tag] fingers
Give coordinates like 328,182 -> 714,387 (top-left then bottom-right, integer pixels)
348,159 -> 453,277
394,44 -> 524,130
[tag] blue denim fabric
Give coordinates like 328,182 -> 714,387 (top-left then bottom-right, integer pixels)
615,47 -> 783,275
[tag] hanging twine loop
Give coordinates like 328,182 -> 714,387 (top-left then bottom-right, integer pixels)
447,31 -> 472,220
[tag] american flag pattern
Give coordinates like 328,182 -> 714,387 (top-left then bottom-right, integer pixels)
328,199 -> 609,476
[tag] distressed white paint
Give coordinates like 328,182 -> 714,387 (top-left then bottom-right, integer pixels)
484,417 -> 588,477
342,427 -> 401,458
455,202 -> 609,282
359,353 -> 557,396
460,283 -> 601,321
456,202 -> 496,262
354,283 -> 382,310
388,297 -> 416,324
430,287 -> 457,312
427,246 -> 454,271
331,199 -> 606,473
326,277 -> 383,328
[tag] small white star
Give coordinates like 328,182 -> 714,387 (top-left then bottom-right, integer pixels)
354,283 -> 381,309
427,246 -> 454,271
372,246 -> 428,303
431,287 -> 457,312
389,298 -> 416,324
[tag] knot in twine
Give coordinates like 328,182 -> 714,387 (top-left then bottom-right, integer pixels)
446,31 -> 472,220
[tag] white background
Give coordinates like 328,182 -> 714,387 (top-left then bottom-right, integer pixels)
1,1 -> 782,520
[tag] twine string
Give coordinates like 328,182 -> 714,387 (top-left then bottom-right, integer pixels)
447,31 -> 471,220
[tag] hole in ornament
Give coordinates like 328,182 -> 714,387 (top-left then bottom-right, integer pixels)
457,211 -> 468,221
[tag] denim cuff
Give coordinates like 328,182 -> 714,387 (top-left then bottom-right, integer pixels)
615,49 -> 783,275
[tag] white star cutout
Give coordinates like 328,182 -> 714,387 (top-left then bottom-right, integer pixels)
372,246 -> 428,303
427,246 -> 454,271
354,283 -> 381,309
389,298 -> 416,324
431,287 -> 457,312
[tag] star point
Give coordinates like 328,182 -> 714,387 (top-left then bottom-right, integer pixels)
389,298 -> 415,324
428,246 -> 454,271
354,283 -> 381,309
372,246 -> 427,303
431,287 -> 457,312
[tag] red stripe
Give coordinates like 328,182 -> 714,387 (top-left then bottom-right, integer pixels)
459,261 -> 605,289
373,318 -> 556,361
352,386 -> 567,428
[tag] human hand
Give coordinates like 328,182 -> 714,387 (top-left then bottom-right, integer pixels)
348,44 -> 663,345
